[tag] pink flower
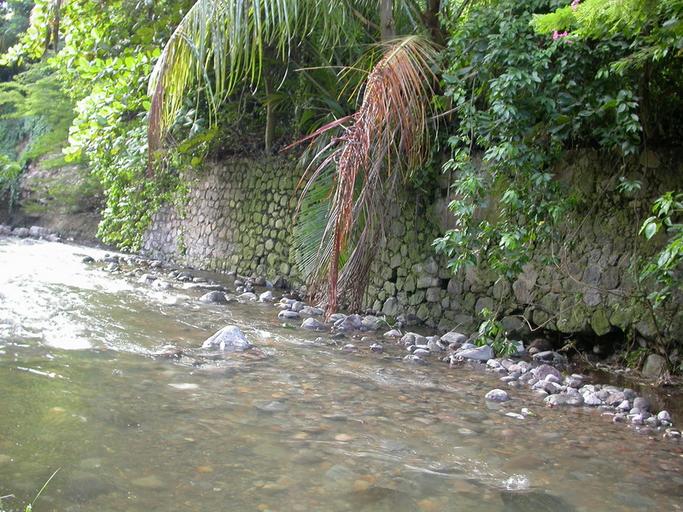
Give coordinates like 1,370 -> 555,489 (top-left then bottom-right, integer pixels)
571,0 -> 580,10
552,30 -> 569,40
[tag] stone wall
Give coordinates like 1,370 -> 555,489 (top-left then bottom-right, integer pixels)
143,157 -> 302,282
142,150 -> 682,345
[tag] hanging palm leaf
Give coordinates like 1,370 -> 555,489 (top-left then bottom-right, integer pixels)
147,0 -> 359,161
295,35 -> 439,314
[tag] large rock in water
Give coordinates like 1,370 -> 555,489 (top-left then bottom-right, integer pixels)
202,326 -> 253,352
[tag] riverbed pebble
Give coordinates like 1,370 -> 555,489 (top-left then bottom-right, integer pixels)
485,389 -> 510,402
278,310 -> 300,320
383,329 -> 402,338
259,291 -> 274,302
455,345 -> 494,362
301,318 -> 326,331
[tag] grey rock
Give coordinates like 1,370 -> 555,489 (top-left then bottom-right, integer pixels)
383,329 -> 402,338
202,326 -> 253,352
413,348 -> 431,358
657,410 -> 672,423
199,291 -> 229,304
440,331 -> 468,345
486,358 -> 502,369
533,364 -> 561,382
301,318 -> 326,331
370,343 -> 383,353
545,394 -> 583,406
633,397 -> 651,412
544,374 -> 561,384
403,354 -> 428,365
509,361 -> 532,374
499,489 -> 576,512
255,401 -> 287,413
584,393 -> 603,406
259,290 -> 274,302
606,392 -> 625,406
564,375 -> 583,388
642,353 -> 667,378
617,400 -> 631,412
334,314 -> 363,332
457,345 -> 494,362
300,306 -> 324,317
485,389 -> 510,402
623,388 -> 637,400
82,256 -> 95,264
278,310 -> 300,320
342,344 -> 357,352
630,414 -> 644,425
427,339 -> 444,352
645,416 -> 660,427
382,297 -> 399,316
237,292 -> 258,302
361,315 -> 385,331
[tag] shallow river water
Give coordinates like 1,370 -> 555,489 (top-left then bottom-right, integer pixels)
0,238 -> 682,512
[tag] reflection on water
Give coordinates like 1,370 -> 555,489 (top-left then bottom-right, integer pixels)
0,238 -> 682,512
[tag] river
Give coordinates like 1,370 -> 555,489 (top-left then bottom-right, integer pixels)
0,237 -> 681,511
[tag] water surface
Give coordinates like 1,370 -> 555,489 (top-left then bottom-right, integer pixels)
0,238 -> 682,511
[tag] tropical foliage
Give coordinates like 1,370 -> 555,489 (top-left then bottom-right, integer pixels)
0,0 -> 681,332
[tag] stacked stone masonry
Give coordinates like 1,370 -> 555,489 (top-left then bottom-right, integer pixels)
143,151 -> 682,344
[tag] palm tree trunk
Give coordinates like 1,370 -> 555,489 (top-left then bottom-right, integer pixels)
422,0 -> 444,46
380,0 -> 395,40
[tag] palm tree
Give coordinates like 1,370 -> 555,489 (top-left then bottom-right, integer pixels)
148,0 -> 461,314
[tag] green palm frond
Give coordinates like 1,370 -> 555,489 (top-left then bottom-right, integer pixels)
296,35 -> 439,313
148,0 -> 358,159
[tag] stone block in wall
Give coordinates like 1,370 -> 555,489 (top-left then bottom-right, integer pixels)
512,275 -> 535,305
590,308 -> 611,336
447,277 -> 462,296
582,287 -> 602,307
416,303 -> 430,321
425,287 -> 441,303
475,296 -> 494,316
408,290 -> 426,306
556,299 -> 590,334
417,275 -> 439,289
492,278 -> 511,300
382,297 -> 399,316
383,282 -> 396,296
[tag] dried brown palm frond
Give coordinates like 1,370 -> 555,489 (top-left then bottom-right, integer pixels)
295,35 -> 439,315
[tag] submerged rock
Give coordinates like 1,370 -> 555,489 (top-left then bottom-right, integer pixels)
500,490 -> 576,512
199,291 -> 229,304
485,389 -> 510,402
201,326 -> 253,352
